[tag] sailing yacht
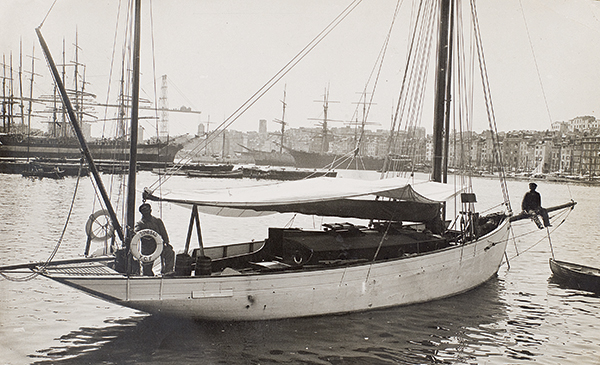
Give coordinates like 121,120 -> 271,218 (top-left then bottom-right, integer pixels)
1,0 -> 576,321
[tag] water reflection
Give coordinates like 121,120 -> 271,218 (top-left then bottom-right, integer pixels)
30,316 -> 146,363
2,174 -> 599,364
548,275 -> 600,297
32,278 -> 513,364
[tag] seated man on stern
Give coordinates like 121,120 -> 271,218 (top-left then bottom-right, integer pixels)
521,182 -> 551,228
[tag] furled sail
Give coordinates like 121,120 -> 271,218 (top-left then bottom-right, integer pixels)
145,177 -> 460,222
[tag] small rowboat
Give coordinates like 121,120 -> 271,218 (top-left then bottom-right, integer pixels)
549,259 -> 600,294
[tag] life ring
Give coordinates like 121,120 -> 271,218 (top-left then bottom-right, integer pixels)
292,250 -> 304,265
85,210 -> 114,241
130,229 -> 163,263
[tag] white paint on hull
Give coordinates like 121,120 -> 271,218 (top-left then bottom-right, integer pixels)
48,220 -> 510,321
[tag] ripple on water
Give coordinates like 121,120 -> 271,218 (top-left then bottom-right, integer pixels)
1,174 -> 600,364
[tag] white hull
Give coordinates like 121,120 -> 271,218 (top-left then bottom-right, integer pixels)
43,220 -> 510,321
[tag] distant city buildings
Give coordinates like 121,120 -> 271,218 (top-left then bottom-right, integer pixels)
552,116 -> 599,133
190,115 -> 600,177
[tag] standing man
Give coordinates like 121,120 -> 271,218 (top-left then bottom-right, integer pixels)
135,203 -> 175,275
521,182 -> 551,228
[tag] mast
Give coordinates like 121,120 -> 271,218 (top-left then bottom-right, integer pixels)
442,2 -> 454,184
432,0 -> 452,183
74,31 -> 78,121
273,86 -> 287,153
7,54 -> 11,134
125,0 -> 142,254
27,44 -> 36,161
159,74 -> 168,141
19,40 -> 25,128
1,54 -> 5,133
222,130 -> 226,159
313,86 -> 338,154
321,87 -> 329,154
61,38 -> 66,137
279,86 -> 286,153
8,54 -> 14,133
36,27 -> 125,242
118,59 -> 126,138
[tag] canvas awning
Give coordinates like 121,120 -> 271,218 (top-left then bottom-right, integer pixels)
145,177 -> 460,222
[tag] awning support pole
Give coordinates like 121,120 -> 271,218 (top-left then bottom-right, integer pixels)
184,205 -> 204,256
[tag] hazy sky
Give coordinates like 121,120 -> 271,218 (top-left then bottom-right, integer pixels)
2,0 -> 599,138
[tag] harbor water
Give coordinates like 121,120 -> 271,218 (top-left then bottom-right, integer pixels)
0,171 -> 599,364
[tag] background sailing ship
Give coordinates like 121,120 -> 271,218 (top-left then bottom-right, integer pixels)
0,34 -> 201,167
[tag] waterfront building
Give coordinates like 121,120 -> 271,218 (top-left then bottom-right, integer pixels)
581,135 -> 600,177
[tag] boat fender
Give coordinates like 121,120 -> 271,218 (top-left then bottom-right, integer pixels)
85,210 -> 114,241
130,229 -> 163,263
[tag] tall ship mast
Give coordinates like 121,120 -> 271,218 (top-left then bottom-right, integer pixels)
0,32 -> 188,165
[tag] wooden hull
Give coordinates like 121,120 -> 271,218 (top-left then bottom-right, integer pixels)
243,150 -> 296,167
286,148 -> 386,171
549,259 -> 600,294
42,220 -> 510,321
186,170 -> 243,179
0,136 -> 183,163
21,169 -> 65,179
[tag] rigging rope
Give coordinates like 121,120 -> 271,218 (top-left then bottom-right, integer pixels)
1,161 -> 86,282
518,0 -> 554,124
547,226 -> 555,259
148,0 -> 165,216
503,205 -> 573,263
147,0 -> 365,193
386,0 -> 436,174
365,201 -> 401,282
453,0 -> 477,190
350,0 -> 404,167
470,0 -> 512,214
37,0 -> 129,246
